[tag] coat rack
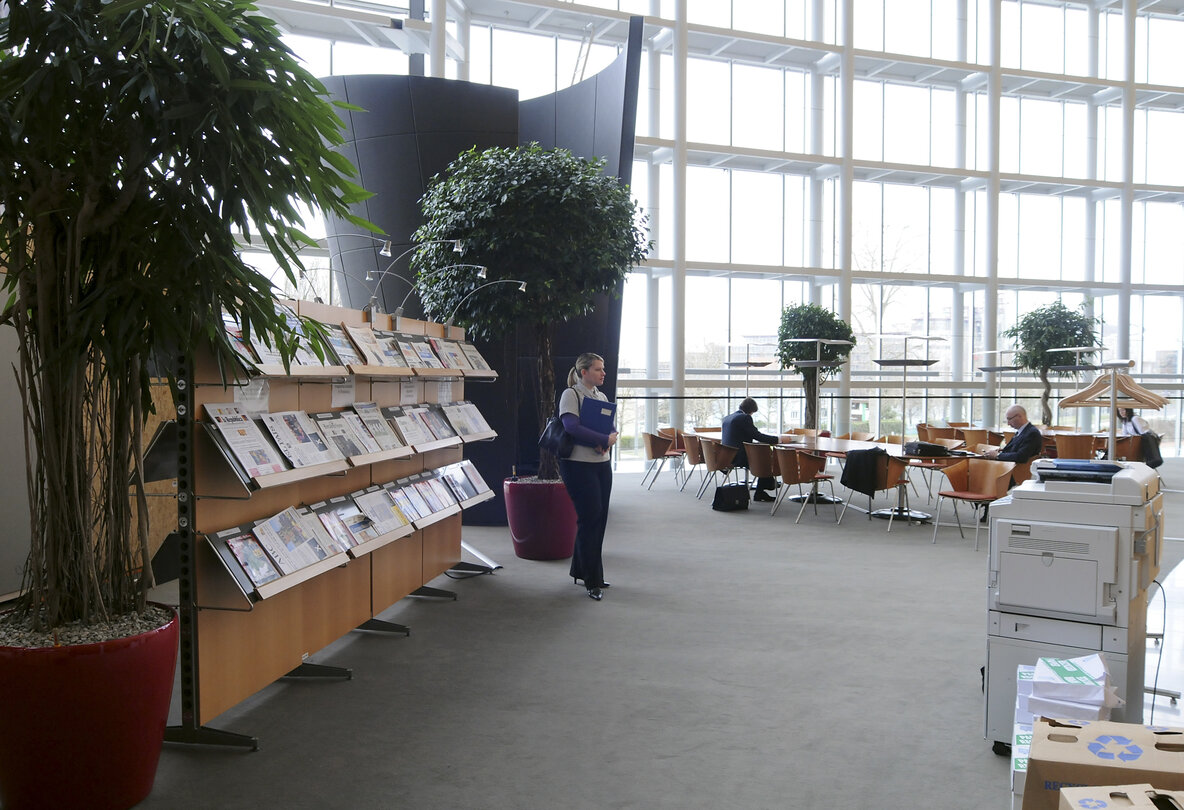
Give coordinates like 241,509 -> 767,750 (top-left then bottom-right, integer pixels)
1057,360 -> 1166,459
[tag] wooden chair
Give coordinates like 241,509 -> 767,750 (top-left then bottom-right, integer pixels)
789,427 -> 819,437
916,424 -> 931,442
743,441 -> 780,505
957,428 -> 989,448
881,434 -> 903,444
947,421 -> 970,428
640,432 -> 675,489
657,427 -> 688,485
849,431 -> 876,442
1011,458 -> 1034,486
1108,435 -> 1143,462
932,437 -> 965,451
926,426 -> 958,441
987,431 -> 1005,447
930,458 -> 1015,550
1054,434 -> 1097,460
697,437 -> 738,500
837,453 -> 913,532
679,434 -> 705,492
772,447 -> 837,521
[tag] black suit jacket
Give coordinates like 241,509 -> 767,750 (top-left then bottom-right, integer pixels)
721,410 -> 777,468
997,422 -> 1043,463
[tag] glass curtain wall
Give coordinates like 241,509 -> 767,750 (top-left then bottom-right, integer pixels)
264,0 -> 1184,464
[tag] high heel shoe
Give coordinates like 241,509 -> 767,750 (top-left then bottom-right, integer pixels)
587,587 -> 603,601
575,578 -> 610,588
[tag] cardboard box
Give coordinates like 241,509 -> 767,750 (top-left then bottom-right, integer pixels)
1023,719 -> 1184,810
1058,783 -> 1184,809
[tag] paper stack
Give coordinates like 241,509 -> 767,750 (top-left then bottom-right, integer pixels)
1011,664 -> 1036,795
1027,654 -> 1122,722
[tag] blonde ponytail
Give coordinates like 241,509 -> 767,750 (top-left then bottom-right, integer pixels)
569,352 -> 604,388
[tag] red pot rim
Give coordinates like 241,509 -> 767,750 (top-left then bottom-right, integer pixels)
0,603 -> 178,654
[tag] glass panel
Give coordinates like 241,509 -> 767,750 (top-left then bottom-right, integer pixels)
1144,202 -> 1184,286
687,58 -> 731,144
853,81 -> 883,161
733,65 -> 784,151
1146,110 -> 1184,188
491,30 -> 555,99
1020,3 -> 1065,74
882,185 -> 931,274
733,0 -> 785,38
884,0 -> 933,59
1016,195 -> 1062,282
1147,17 -> 1184,86
686,166 -> 731,263
883,83 -> 932,165
731,171 -> 784,266
853,0 -> 884,52
1019,99 -> 1064,177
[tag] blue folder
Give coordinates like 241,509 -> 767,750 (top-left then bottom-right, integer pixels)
579,397 -> 617,434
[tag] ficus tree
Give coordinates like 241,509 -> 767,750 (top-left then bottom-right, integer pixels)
0,0 -> 374,632
413,143 -> 649,480
1004,300 -> 1101,426
776,304 -> 856,430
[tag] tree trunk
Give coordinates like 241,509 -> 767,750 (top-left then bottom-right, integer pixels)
802,369 -> 817,430
1039,367 -> 1053,426
536,322 -> 560,481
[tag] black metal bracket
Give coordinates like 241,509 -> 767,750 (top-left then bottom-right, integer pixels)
357,618 -> 410,636
285,662 -> 352,679
410,585 -> 457,600
164,725 -> 258,752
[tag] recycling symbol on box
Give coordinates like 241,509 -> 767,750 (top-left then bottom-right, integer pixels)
1086,734 -> 1143,762
1076,799 -> 1108,809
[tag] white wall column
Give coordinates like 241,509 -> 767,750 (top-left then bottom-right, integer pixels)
430,0 -> 447,78
671,0 -> 687,429
835,0 -> 854,436
807,0 -> 826,308
645,2 -> 662,433
952,0 -> 970,423
985,0 -> 1001,421
1118,0 -> 1135,361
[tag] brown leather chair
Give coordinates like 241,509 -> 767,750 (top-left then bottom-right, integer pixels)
743,441 -> 780,504
926,426 -> 958,441
1054,434 -> 1097,460
640,432 -> 675,489
657,427 -> 688,485
957,428 -> 989,449
930,458 -> 1015,550
697,437 -> 738,500
837,453 -> 913,532
679,434 -> 705,492
773,447 -> 837,522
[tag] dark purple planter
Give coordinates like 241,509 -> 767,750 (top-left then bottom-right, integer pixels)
504,478 -> 577,560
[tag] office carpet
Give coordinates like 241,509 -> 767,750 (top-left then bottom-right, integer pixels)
142,460 -> 1184,810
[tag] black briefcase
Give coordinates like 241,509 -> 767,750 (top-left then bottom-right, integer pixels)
711,482 -> 750,512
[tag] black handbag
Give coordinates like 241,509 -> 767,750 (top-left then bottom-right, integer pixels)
538,416 -> 574,459
1141,431 -> 1163,469
711,482 -> 750,512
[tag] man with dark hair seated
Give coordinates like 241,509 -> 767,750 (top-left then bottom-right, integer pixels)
721,397 -> 779,501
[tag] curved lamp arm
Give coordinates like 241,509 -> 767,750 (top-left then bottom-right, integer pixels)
363,239 -> 463,317
321,233 -> 394,257
445,279 -> 528,326
393,264 -> 488,318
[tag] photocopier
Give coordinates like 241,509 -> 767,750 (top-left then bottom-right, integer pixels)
983,459 -> 1163,750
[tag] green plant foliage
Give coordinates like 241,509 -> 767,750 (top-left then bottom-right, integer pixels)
0,0 -> 375,630
1004,300 -> 1100,425
776,304 -> 856,429
413,144 -> 649,478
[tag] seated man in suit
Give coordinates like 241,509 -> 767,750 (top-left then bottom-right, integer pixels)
721,397 -> 779,501
979,403 -> 1043,522
982,404 -> 1043,464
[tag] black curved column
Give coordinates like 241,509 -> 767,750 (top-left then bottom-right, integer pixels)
322,16 -> 644,525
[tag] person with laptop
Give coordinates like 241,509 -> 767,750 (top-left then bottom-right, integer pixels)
979,403 -> 1044,522
558,352 -> 618,601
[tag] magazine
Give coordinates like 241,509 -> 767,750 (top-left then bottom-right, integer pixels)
413,479 -> 445,513
203,403 -> 288,478
308,411 -> 372,459
441,403 -> 477,437
458,459 -> 491,494
459,342 -> 492,371
460,402 -> 492,433
342,323 -> 387,366
406,336 -> 445,369
400,480 -> 433,518
339,412 -> 383,454
221,311 -> 261,368
313,495 -> 382,548
385,484 -> 421,522
373,331 -> 412,368
425,475 -> 458,509
382,406 -> 436,447
323,323 -> 362,366
441,463 -> 479,502
429,338 -> 472,370
395,338 -> 426,368
252,506 -> 331,574
226,533 -> 283,587
351,402 -> 405,452
260,410 -> 343,467
410,405 -> 457,441
353,487 -> 409,536
296,505 -> 348,555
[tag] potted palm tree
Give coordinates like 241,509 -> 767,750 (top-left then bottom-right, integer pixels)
0,2 -> 373,808
412,144 -> 648,559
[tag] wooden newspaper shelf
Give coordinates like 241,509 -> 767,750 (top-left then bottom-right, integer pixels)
347,523 -> 415,558
412,366 -> 459,379
411,436 -> 463,453
459,429 -> 498,443
456,489 -> 496,509
348,446 -> 415,466
253,458 -> 350,489
461,368 -> 499,381
253,552 -> 350,600
249,363 -> 350,379
346,363 -> 414,379
411,504 -> 462,529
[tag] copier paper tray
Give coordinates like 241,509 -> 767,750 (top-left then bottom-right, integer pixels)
1035,459 -> 1122,484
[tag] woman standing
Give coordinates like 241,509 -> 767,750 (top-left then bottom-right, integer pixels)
558,352 -> 618,601
1116,407 -> 1150,436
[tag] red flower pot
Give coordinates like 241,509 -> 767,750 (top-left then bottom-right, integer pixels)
0,607 -> 179,810
504,477 -> 577,560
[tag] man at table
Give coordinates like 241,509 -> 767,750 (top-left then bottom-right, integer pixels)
721,397 -> 779,501
982,404 -> 1043,464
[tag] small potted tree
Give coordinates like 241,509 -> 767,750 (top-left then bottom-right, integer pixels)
413,144 -> 648,559
0,2 -> 372,808
1005,300 -> 1100,427
777,304 -> 856,431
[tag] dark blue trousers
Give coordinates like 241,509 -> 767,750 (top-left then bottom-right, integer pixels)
559,459 -> 613,588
